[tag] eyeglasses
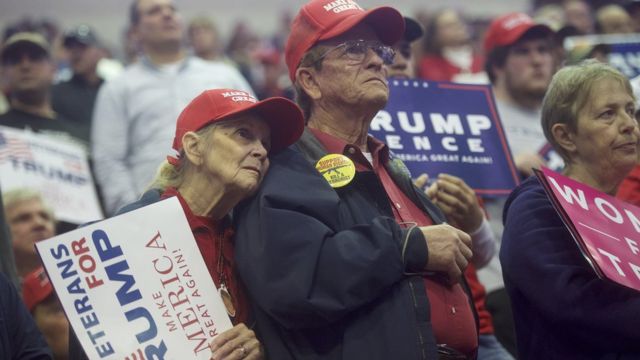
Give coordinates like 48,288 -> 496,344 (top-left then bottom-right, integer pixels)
312,39 -> 396,66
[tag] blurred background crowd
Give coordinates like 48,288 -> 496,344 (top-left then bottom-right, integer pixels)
2,0 -> 640,359
1,0 -> 639,111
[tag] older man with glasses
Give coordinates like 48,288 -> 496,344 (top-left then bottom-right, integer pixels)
233,1 -> 478,359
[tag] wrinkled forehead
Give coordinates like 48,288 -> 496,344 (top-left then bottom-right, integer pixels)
218,112 -> 271,133
586,76 -> 634,105
316,22 -> 379,47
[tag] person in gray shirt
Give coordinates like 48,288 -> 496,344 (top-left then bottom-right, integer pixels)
91,0 -> 253,215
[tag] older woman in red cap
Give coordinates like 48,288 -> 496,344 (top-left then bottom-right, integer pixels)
68,89 -> 304,360
152,89 -> 304,360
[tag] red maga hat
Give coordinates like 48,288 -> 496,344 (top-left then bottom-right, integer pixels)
284,0 -> 405,81
169,89 -> 304,165
483,12 -> 553,53
22,267 -> 54,312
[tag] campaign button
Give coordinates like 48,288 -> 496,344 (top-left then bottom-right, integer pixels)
315,154 -> 356,188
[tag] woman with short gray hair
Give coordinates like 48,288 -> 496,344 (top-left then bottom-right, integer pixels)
501,60 -> 640,359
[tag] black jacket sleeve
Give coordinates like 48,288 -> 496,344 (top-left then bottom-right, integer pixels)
0,273 -> 53,360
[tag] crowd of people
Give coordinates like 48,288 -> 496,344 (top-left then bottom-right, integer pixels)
1,0 -> 640,359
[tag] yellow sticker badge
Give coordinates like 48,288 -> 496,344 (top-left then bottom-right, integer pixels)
315,154 -> 356,188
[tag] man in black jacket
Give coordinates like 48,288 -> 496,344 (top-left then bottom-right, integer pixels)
233,1 -> 478,359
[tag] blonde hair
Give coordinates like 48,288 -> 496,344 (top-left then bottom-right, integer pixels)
2,188 -> 55,223
541,59 -> 634,162
147,124 -> 218,191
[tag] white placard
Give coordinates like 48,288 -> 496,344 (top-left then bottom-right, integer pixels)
35,197 -> 233,359
0,125 -> 103,223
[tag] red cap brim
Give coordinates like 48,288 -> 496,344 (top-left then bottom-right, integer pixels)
215,97 -> 305,153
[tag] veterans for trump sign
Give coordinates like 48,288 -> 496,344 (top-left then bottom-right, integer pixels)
369,80 -> 519,196
0,125 -> 102,224
35,197 -> 233,359
537,167 -> 640,292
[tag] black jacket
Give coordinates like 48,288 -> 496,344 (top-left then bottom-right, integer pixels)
0,272 -> 53,360
234,129 -> 473,360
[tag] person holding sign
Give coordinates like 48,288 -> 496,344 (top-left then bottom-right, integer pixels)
501,60 -> 640,359
68,88 -> 304,360
233,1 -> 476,359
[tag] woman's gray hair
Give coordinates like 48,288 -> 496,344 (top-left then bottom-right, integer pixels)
541,59 -> 634,163
147,123 -> 218,191
2,188 -> 55,223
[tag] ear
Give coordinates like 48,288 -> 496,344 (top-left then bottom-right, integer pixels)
182,131 -> 203,166
296,67 -> 322,101
551,123 -> 577,155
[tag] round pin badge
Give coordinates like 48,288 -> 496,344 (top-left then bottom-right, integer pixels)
315,154 -> 356,188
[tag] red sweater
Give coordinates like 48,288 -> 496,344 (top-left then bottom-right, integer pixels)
617,164 -> 640,206
419,54 -> 484,82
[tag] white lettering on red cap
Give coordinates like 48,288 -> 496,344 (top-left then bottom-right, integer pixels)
323,0 -> 363,13
231,96 -> 257,103
502,13 -> 531,31
220,91 -> 257,103
221,91 -> 251,98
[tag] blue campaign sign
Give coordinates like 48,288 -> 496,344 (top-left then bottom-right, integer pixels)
369,79 -> 519,196
609,42 -> 640,79
564,34 -> 640,79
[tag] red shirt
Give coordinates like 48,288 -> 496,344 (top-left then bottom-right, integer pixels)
161,187 -> 249,325
617,164 -> 640,207
418,54 -> 484,82
465,263 -> 493,335
310,129 -> 478,356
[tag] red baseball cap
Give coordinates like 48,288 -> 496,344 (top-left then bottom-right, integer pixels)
169,89 -> 304,164
22,266 -> 54,312
483,12 -> 553,53
285,0 -> 405,81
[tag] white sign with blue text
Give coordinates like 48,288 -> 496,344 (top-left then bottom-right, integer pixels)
35,197 -> 233,359
0,125 -> 102,223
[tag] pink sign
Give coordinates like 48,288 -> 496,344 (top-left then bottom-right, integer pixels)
537,167 -> 640,292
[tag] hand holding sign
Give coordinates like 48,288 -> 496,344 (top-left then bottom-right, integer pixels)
421,224 -> 472,284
